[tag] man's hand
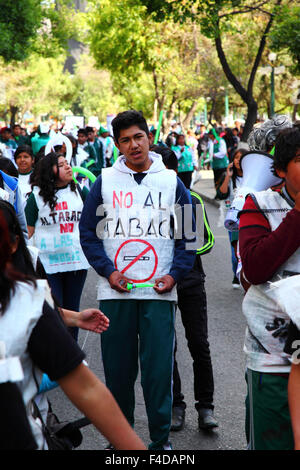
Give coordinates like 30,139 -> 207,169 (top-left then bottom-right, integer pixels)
77,309 -> 110,334
153,275 -> 176,294
108,271 -> 132,293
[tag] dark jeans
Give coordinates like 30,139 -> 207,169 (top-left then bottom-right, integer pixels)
46,269 -> 88,341
173,283 -> 214,411
178,171 -> 193,189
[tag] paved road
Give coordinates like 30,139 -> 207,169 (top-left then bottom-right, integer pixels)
47,201 -> 248,451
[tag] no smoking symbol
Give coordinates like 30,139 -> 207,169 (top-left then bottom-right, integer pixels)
114,239 -> 158,283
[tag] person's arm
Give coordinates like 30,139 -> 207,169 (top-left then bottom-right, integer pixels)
213,139 -> 227,158
239,194 -> 300,284
61,308 -> 109,334
79,176 -> 140,294
28,301 -> 146,450
218,163 -> 233,196
79,176 -> 116,279
58,364 -> 145,450
25,192 -> 38,239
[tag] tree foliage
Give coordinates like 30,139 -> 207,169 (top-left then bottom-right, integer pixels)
140,0 -> 291,140
270,5 -> 300,74
0,0 -> 83,62
0,0 -> 43,62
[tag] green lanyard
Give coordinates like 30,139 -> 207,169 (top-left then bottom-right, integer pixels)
190,191 -> 215,255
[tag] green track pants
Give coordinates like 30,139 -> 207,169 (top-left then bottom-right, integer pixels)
100,299 -> 175,450
245,369 -> 294,450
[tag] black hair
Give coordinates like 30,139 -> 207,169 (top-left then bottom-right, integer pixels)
0,157 -> 18,178
151,145 -> 178,171
14,145 -> 34,162
231,148 -> 247,188
34,146 -> 46,165
85,126 -> 94,134
0,201 -> 36,315
272,127 -> 300,175
112,110 -> 149,143
175,134 -> 185,146
31,152 -> 76,210
77,128 -> 87,136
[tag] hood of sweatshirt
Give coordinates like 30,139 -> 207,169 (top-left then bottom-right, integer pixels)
112,151 -> 166,174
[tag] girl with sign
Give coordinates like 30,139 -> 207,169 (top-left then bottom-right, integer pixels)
25,152 -> 90,341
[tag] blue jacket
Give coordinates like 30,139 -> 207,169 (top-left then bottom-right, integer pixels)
0,170 -> 28,240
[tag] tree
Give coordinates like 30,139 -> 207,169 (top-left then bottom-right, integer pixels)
0,0 -> 43,62
71,54 -> 127,121
86,0 -> 229,132
0,54 -> 78,126
0,0 -> 83,62
141,0 -> 287,141
270,5 -> 300,74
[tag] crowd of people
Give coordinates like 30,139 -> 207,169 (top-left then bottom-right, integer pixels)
1,109 -> 300,452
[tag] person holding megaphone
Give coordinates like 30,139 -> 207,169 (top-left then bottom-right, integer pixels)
238,126 -> 300,450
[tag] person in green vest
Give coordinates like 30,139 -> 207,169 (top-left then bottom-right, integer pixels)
12,124 -> 30,146
30,124 -> 50,157
0,127 -> 18,150
85,126 -> 104,178
207,129 -> 229,192
171,134 -> 196,189
98,126 -> 114,167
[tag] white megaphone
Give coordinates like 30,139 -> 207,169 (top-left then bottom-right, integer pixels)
44,132 -> 73,164
224,151 -> 283,231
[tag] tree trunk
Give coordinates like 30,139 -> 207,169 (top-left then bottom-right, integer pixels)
182,101 -> 197,131
153,98 -> 158,125
242,100 -> 258,142
208,97 -> 216,125
10,105 -> 19,128
163,91 -> 178,136
292,102 -> 299,122
214,3 -> 280,142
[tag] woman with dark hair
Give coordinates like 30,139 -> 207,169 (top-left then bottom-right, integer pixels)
0,202 -> 146,451
14,145 -> 35,203
216,148 -> 247,288
223,128 -> 237,161
25,152 -> 90,341
171,134 -> 195,189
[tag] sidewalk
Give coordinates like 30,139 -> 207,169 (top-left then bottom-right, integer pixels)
191,169 -> 220,207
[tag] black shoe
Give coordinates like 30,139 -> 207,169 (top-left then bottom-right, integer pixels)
232,276 -> 240,289
170,407 -> 185,432
198,408 -> 218,430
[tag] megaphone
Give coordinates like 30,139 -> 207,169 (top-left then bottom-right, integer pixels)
44,132 -> 73,165
224,151 -> 283,231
